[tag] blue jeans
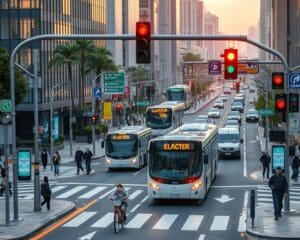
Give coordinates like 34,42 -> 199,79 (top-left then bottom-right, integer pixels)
272,191 -> 283,217
54,164 -> 59,176
292,168 -> 299,181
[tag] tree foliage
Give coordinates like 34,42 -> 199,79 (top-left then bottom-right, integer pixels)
182,52 -> 203,62
0,47 -> 28,105
126,66 -> 150,84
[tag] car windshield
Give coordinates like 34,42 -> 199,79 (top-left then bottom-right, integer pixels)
218,133 -> 239,143
229,111 -> 240,116
247,109 -> 257,114
106,139 -> 138,159
146,109 -> 172,129
226,121 -> 238,125
210,108 -> 218,112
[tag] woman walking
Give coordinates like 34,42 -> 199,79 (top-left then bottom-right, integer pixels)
41,176 -> 52,211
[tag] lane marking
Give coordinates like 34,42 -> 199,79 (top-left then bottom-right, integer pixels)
31,198 -> 98,240
78,186 -> 107,199
210,216 -> 230,231
98,188 -> 115,200
56,182 -> 147,187
125,213 -> 152,229
243,112 -> 247,177
212,185 -> 264,188
56,186 -> 87,199
198,234 -> 206,240
141,196 -> 149,203
152,214 -> 178,230
238,190 -> 249,232
91,212 -> 114,228
129,190 -> 143,200
130,203 -> 141,213
181,215 -> 204,231
63,211 -> 97,227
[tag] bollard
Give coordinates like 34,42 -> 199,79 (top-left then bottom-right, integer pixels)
250,189 -> 255,228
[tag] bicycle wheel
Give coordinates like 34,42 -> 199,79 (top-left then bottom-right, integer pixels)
113,212 -> 119,233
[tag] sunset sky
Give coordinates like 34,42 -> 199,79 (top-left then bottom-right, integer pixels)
203,0 -> 260,35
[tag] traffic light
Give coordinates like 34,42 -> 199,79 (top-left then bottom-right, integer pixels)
289,93 -> 299,112
91,114 -> 98,125
136,22 -> 151,64
272,72 -> 284,89
116,103 -> 123,116
275,94 -> 287,112
236,82 -> 240,94
224,48 -> 238,80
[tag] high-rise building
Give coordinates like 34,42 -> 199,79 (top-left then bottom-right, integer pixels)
247,26 -> 259,59
259,0 -> 272,60
204,12 -> 219,59
0,0 -> 106,142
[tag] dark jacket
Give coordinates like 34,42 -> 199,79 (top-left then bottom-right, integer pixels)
84,150 -> 93,161
291,156 -> 300,168
41,182 -> 52,198
41,152 -> 48,162
75,150 -> 84,163
268,174 -> 288,194
260,154 -> 271,165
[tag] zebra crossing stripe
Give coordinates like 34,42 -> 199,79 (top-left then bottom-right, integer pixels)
63,211 -> 97,227
129,190 -> 143,200
198,234 -> 205,240
125,213 -> 152,229
152,214 -> 178,230
78,187 -> 107,199
91,212 -> 114,228
22,193 -> 34,200
56,186 -> 87,199
51,186 -> 68,193
210,216 -> 230,231
181,215 -> 204,231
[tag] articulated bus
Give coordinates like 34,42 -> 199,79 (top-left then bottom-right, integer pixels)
147,123 -> 218,200
145,101 -> 185,136
103,126 -> 152,170
166,84 -> 192,110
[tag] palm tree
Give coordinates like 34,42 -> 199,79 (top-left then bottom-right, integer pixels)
48,43 -> 78,108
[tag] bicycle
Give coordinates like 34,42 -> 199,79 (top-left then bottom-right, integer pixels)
112,199 -> 125,233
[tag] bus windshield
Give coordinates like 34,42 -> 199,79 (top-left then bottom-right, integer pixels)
218,133 -> 239,143
146,109 -> 172,129
167,89 -> 185,102
106,135 -> 138,159
149,150 -> 202,179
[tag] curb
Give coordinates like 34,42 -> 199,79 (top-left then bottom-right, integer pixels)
246,227 -> 300,239
184,94 -> 220,115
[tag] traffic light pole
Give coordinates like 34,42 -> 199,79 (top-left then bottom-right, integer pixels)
9,34 -> 292,218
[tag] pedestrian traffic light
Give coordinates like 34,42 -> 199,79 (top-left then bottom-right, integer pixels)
289,93 -> 299,112
272,72 -> 284,89
275,94 -> 287,112
223,48 -> 238,80
136,21 -> 151,64
91,114 -> 98,125
116,103 -> 123,116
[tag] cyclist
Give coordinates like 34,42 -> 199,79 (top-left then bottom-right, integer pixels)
111,184 -> 128,222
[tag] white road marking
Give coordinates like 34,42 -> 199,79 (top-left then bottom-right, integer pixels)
98,188 -> 115,200
22,194 -> 34,200
129,190 -> 143,200
125,213 -> 152,229
238,191 -> 249,232
243,117 -> 247,177
91,212 -> 114,228
63,211 -> 97,227
130,203 -> 141,213
51,186 -> 68,193
152,214 -> 178,230
141,196 -> 149,203
56,186 -> 87,199
198,234 -> 206,240
78,186 -> 107,199
181,215 -> 203,231
212,185 -> 264,188
210,216 -> 230,231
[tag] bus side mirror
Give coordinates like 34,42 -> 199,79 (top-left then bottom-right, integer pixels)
101,141 -> 104,148
204,154 -> 209,164
240,139 -> 243,144
138,141 -> 142,148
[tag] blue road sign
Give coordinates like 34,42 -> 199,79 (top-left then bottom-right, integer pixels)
208,60 -> 222,74
93,86 -> 102,98
288,72 -> 300,88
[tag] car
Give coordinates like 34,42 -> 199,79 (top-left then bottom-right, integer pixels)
249,97 -> 256,104
208,108 -> 221,118
223,88 -> 231,94
228,111 -> 241,124
213,100 -> 224,108
231,102 -> 244,113
249,86 -> 255,93
194,114 -> 212,124
246,109 -> 259,122
233,96 -> 245,106
224,119 -> 240,129
219,94 -> 228,102
218,127 -> 242,159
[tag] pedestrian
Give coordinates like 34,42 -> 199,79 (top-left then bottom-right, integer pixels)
291,153 -> 300,182
41,176 -> 52,211
0,164 -> 12,196
41,149 -> 48,170
52,151 -> 61,176
268,167 -> 288,220
75,147 -> 84,175
84,148 -> 93,174
260,150 -> 271,179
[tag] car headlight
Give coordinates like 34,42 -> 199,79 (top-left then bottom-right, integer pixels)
191,180 -> 202,190
149,181 -> 160,190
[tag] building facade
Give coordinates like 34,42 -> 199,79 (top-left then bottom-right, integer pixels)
247,26 -> 259,59
204,11 -> 219,59
259,0 -> 272,60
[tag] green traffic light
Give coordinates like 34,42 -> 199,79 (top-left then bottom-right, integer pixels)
227,66 -> 235,74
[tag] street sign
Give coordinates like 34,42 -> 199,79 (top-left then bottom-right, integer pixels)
258,108 -> 274,116
238,63 -> 247,74
103,72 -> 125,93
246,62 -> 259,74
93,86 -> 102,98
208,60 -> 221,74
0,99 -> 12,113
136,100 -> 149,107
288,72 -> 300,88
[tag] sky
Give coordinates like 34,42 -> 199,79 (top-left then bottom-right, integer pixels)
203,0 -> 260,35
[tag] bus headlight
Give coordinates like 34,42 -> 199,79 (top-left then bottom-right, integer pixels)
191,180 -> 202,190
149,181 -> 159,190
106,159 -> 111,164
131,158 -> 137,164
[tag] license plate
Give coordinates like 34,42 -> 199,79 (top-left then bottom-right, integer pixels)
225,153 -> 232,156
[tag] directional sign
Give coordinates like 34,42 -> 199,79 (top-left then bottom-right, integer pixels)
246,62 -> 259,74
288,72 -> 300,88
238,63 -> 247,74
208,60 -> 222,74
136,100 -> 149,107
103,72 -> 125,93
0,99 -> 12,113
93,87 -> 101,98
258,108 -> 274,116
214,195 -> 235,203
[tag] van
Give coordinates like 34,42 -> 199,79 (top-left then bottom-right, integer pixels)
218,127 -> 243,159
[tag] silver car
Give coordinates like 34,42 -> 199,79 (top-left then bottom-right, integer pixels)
246,109 -> 259,122
214,100 -> 224,109
208,108 -> 221,118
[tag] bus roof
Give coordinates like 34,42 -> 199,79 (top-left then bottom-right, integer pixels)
107,125 -> 152,137
147,101 -> 185,111
167,84 -> 191,91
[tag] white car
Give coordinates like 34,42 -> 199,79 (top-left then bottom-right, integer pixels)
194,114 -> 212,124
224,120 -> 240,130
213,100 -> 224,109
208,108 -> 220,118
219,94 -> 228,102
246,109 -> 259,122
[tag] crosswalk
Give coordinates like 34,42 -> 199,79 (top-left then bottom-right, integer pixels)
257,185 -> 300,205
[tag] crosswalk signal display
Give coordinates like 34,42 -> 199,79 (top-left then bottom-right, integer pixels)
289,93 -> 299,112
224,48 -> 238,80
136,22 -> 151,64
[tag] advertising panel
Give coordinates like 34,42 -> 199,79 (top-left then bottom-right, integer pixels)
18,150 -> 31,180
272,145 -> 285,172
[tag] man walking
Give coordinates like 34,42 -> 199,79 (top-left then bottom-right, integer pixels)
268,167 -> 288,220
84,148 -> 93,174
41,149 -> 48,170
291,153 -> 300,182
41,176 -> 52,211
75,147 -> 84,175
260,150 -> 271,179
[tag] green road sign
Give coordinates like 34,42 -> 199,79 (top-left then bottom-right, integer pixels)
103,72 -> 125,93
0,99 -> 12,113
136,101 -> 149,107
258,108 -> 274,116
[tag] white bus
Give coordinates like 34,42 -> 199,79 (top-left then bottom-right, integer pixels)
103,126 -> 152,170
147,123 -> 218,200
166,84 -> 192,110
146,101 -> 185,136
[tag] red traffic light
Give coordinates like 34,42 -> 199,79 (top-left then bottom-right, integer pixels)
92,115 -> 97,124
137,23 -> 149,36
272,72 -> 284,89
136,21 -> 151,64
116,103 -> 123,109
275,94 -> 287,112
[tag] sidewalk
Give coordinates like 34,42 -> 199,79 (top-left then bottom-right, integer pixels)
0,199 -> 75,240
184,92 -> 220,115
246,126 -> 299,239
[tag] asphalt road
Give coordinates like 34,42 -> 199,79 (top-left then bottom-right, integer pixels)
34,87 -> 274,240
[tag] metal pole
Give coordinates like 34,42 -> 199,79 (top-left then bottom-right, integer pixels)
4,125 -> 10,225
50,94 -> 54,171
69,89 -> 73,157
92,78 -> 96,155
33,50 -> 41,211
